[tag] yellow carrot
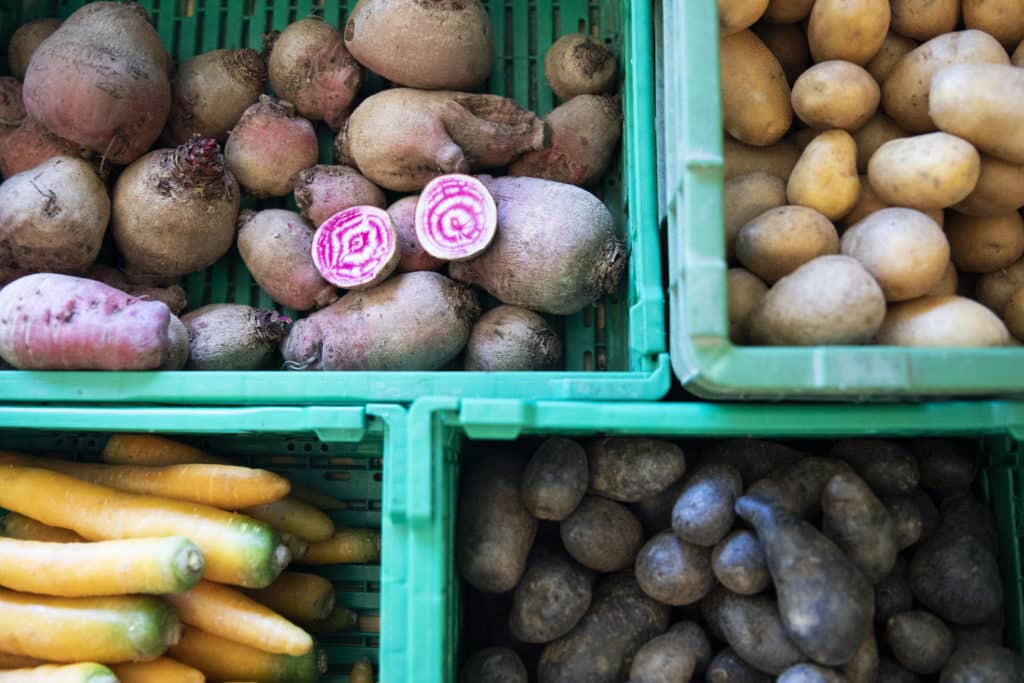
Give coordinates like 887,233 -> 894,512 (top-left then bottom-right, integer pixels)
246,571 -> 335,622
242,498 -> 335,543
0,588 -> 180,663
298,604 -> 359,634
109,657 -> 205,683
0,663 -> 118,683
303,528 -> 381,565
0,452 -> 290,509
0,513 -> 83,542
0,536 -> 203,596
358,613 -> 380,633
166,581 -> 313,657
351,657 -> 374,683
280,532 -> 310,562
101,434 -> 213,466
0,465 -> 289,588
288,484 -> 347,510
0,652 -> 46,669
168,626 -> 326,683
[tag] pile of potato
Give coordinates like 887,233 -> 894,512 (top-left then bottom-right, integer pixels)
456,436 -> 1022,682
720,0 -> 1024,347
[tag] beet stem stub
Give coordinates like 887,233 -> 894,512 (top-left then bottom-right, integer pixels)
415,174 -> 497,262
311,205 -> 399,290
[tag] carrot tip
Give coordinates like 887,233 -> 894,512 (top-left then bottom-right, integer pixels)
316,647 -> 329,674
185,549 -> 204,572
273,544 -> 292,574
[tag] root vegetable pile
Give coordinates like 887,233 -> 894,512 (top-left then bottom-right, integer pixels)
458,435 -> 1022,682
0,2 -> 624,374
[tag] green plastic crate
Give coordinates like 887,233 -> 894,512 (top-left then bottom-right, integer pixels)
408,397 -> 1024,680
0,0 -> 669,404
0,404 -> 417,683
661,0 -> 1024,400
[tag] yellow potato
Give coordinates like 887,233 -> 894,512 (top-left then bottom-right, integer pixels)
945,211 -> 1024,274
719,0 -> 770,36
963,0 -> 1024,49
953,155 -> 1024,217
867,132 -> 980,210
720,30 -> 793,146
1002,285 -> 1024,339
890,0 -> 960,41
867,32 -> 918,82
763,0 -> 815,24
1014,39 -> 1024,66
753,22 -> 810,84
725,172 -> 788,263
728,268 -> 769,343
976,258 -> 1024,312
876,295 -> 1010,346
791,61 -> 880,131
881,30 -> 1009,133
723,136 -> 801,181
853,113 -> 908,173
736,205 -> 840,283
787,130 -> 860,220
927,261 -> 958,296
930,63 -> 1024,165
807,0 -> 890,65
746,255 -> 886,345
839,180 -> 946,231
789,127 -> 818,151
841,207 -> 949,301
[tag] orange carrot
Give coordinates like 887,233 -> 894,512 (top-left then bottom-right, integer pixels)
109,657 -> 205,683
245,572 -> 335,622
0,588 -> 180,663
351,657 -> 374,683
0,465 -> 288,588
0,652 -> 46,669
298,604 -> 359,634
0,513 -> 83,542
302,528 -> 381,565
101,434 -> 213,466
166,581 -> 313,657
0,663 -> 118,683
168,626 -> 326,683
241,498 -> 335,543
0,452 -> 290,509
0,536 -> 203,596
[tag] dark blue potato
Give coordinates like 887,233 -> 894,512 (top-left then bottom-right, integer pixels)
744,477 -> 805,518
822,471 -> 897,583
939,643 -> 1024,682
508,548 -> 592,644
711,530 -> 771,596
829,439 -> 920,496
843,633 -> 880,683
700,586 -> 803,675
668,621 -> 712,675
879,657 -> 921,683
736,493 -> 873,666
910,488 -> 940,540
875,556 -> 914,625
585,438 -> 686,503
706,647 -> 771,683
520,438 -> 589,522
952,616 -> 1006,648
696,439 -> 806,486
560,496 -> 643,572
770,457 -> 853,518
886,611 -> 954,675
635,531 -> 714,606
882,496 -> 924,550
628,631 -> 697,683
777,663 -> 846,682
672,463 -> 743,547
460,647 -> 527,683
911,438 -> 978,492
630,475 -> 686,536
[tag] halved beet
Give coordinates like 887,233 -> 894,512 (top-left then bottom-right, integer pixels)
311,205 -> 399,290
414,174 -> 497,262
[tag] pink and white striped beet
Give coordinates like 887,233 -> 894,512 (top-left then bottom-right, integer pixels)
311,205 -> 400,290
415,174 -> 497,261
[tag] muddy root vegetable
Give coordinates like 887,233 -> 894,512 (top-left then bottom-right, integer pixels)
310,205 -> 399,290
226,95 -> 318,198
449,176 -> 626,315
0,116 -> 85,179
164,48 -> 265,145
388,196 -> 445,273
509,549 -> 592,643
344,0 -> 493,90
294,165 -> 385,228
415,174 -> 497,261
464,305 -> 563,371
509,94 -> 621,187
461,647 -> 527,683
887,611 -> 954,675
84,265 -> 187,315
182,304 -> 291,371
707,647 -> 771,683
0,156 -> 109,284
520,438 -> 588,521
161,315 -> 189,370
0,273 -> 174,370
822,471 -> 898,583
282,271 -> 479,370
336,89 -> 549,192
630,630 -> 698,683
544,33 -> 618,100
587,437 -> 686,503
112,137 -> 240,284
267,18 -> 361,130
0,78 -> 25,135
23,2 -> 171,165
560,496 -> 643,572
635,531 -> 714,606
711,529 -> 771,596
700,587 -> 804,675
672,463 -> 743,547
7,18 -> 60,81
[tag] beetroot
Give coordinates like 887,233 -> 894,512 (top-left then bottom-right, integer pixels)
294,165 -> 385,228
7,18 -> 61,81
0,116 -> 84,179
181,304 -> 290,370
544,33 -> 618,100
414,174 -> 497,262
0,78 -> 25,134
282,271 -> 480,370
0,272 -> 173,370
23,2 -> 171,165
161,314 -> 190,370
164,48 -> 266,145
449,176 -> 626,315
388,196 -> 445,273
310,205 -> 399,290
112,137 -> 240,284
509,95 -> 622,187
0,156 -> 110,285
237,209 -> 337,311
84,264 -> 187,315
267,18 -> 362,130
335,88 -> 550,192
464,305 -> 563,371
226,95 -> 319,198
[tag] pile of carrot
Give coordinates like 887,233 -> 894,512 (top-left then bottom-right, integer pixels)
0,434 -> 381,683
